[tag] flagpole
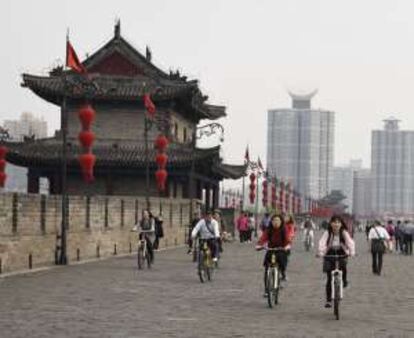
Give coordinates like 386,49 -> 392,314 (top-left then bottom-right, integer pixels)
254,170 -> 259,238
58,31 -> 69,265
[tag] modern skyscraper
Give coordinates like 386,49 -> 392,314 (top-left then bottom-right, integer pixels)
2,112 -> 47,193
267,91 -> 334,199
371,117 -> 414,216
332,160 -> 362,212
353,168 -> 372,218
3,112 -> 47,141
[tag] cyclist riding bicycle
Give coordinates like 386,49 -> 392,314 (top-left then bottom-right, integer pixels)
138,209 -> 155,263
318,215 -> 355,309
301,215 -> 316,248
256,214 -> 290,295
191,210 -> 220,262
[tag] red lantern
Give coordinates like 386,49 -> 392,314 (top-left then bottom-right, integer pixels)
155,169 -> 168,191
78,130 -> 95,150
0,172 -> 6,187
0,159 -> 6,171
78,105 -> 96,130
155,135 -> 169,151
79,153 -> 96,183
262,180 -> 268,207
155,153 -> 168,169
249,172 -> 256,182
249,191 -> 255,204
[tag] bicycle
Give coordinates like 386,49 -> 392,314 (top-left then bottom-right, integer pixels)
304,229 -> 312,251
137,230 -> 153,270
263,247 -> 285,308
197,239 -> 215,283
324,252 -> 348,320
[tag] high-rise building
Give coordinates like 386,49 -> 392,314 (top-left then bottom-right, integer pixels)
371,117 -> 414,216
353,168 -> 372,218
267,90 -> 335,199
3,112 -> 47,141
331,160 -> 363,212
2,112 -> 47,193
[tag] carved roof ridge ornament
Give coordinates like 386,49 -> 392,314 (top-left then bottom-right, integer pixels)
287,88 -> 318,101
114,19 -> 121,39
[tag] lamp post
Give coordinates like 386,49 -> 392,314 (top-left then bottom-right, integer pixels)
188,122 -> 224,218
142,89 -> 167,210
58,72 -> 101,265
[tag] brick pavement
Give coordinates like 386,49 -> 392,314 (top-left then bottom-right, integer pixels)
0,232 -> 413,338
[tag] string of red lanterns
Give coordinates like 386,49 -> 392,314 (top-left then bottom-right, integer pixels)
262,179 -> 268,207
78,104 -> 96,183
155,134 -> 168,192
0,145 -> 8,188
249,172 -> 256,204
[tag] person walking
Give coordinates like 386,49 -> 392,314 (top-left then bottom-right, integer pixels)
395,220 -> 403,253
402,220 -> 414,255
236,211 -> 249,243
368,220 -> 391,276
284,213 -> 296,281
153,213 -> 164,250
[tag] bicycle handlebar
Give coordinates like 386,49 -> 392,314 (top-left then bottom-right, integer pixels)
324,254 -> 348,258
264,247 -> 286,251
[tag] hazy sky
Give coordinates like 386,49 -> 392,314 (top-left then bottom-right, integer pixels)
2,0 -> 414,171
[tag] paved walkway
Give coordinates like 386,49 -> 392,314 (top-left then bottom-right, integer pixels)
0,232 -> 413,338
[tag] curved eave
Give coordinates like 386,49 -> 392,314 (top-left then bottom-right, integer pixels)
4,141 -> 221,170
212,163 -> 247,180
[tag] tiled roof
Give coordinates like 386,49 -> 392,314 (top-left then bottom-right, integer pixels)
4,139 -> 220,169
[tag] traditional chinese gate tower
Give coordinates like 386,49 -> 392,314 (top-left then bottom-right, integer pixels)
5,23 -> 245,209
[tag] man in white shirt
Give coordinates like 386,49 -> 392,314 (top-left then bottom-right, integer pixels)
368,221 -> 391,275
301,215 -> 316,249
191,210 -> 220,262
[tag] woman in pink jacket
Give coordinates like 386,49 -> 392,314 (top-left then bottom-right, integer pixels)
236,212 -> 249,243
318,215 -> 355,308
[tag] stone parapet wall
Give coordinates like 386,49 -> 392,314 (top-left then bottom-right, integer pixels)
0,193 -> 197,274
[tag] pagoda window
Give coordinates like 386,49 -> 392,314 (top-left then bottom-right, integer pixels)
174,123 -> 178,140
183,127 -> 187,143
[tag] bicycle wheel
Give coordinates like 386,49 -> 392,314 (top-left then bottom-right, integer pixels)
273,268 -> 280,305
267,269 -> 275,308
137,247 -> 144,270
198,251 -> 206,283
146,251 -> 152,269
333,278 -> 340,320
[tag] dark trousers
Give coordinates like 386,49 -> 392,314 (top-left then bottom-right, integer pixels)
403,234 -> 413,255
239,231 -> 247,243
153,236 -> 160,250
371,251 -> 383,275
326,265 -> 347,302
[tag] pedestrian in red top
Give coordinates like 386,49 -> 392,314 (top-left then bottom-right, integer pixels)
256,214 -> 290,284
283,213 -> 296,281
236,211 -> 249,243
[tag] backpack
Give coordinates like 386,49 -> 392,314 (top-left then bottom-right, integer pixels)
371,227 -> 386,253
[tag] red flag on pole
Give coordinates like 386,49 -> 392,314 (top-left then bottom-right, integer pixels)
66,40 -> 87,74
144,93 -> 156,117
244,146 -> 250,163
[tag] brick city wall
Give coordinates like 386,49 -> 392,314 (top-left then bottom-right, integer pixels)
0,193 -> 197,274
